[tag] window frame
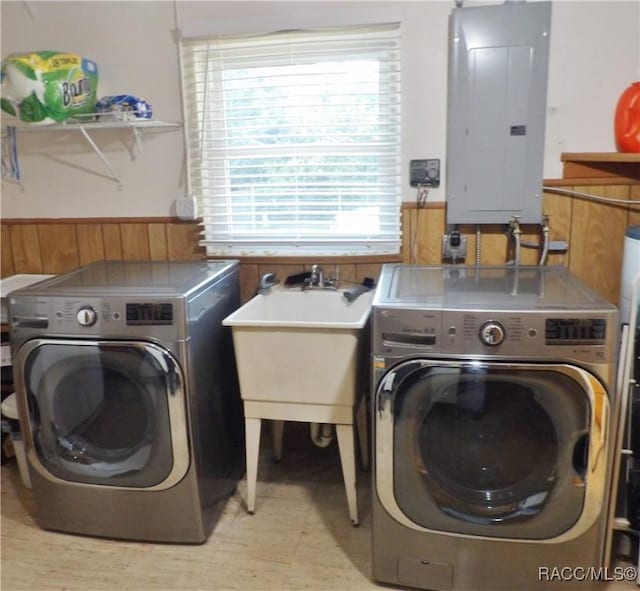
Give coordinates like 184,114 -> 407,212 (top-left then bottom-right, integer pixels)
179,23 -> 403,257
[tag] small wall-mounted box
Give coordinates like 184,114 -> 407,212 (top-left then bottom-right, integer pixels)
410,159 -> 440,188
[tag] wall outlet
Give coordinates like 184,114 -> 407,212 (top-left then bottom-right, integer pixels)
175,195 -> 198,220
442,231 -> 467,262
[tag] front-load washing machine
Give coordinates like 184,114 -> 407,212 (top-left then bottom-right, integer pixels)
371,265 -> 618,590
8,260 -> 245,543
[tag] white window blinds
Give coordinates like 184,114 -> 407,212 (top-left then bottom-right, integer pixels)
180,23 -> 402,256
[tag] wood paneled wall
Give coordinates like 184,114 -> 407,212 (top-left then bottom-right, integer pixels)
2,177 -> 638,305
401,184 -> 640,304
0,218 -> 393,303
1,219 -> 204,277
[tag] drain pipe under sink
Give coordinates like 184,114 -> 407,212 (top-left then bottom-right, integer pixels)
310,423 -> 334,447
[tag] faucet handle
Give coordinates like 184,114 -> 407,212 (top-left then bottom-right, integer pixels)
257,272 -> 279,294
325,276 -> 337,288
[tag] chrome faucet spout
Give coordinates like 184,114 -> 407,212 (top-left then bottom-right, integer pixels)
303,265 -> 336,290
310,264 -> 324,287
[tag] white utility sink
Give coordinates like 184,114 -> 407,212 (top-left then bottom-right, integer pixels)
223,284 -> 373,525
223,284 -> 372,329
223,285 -> 372,406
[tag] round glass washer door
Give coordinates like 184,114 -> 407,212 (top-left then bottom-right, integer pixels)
16,340 -> 189,489
417,376 -> 558,519
375,360 -> 607,540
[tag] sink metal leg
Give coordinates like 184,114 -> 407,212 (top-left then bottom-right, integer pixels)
271,420 -> 284,462
355,396 -> 369,472
336,423 -> 358,526
245,417 -> 261,514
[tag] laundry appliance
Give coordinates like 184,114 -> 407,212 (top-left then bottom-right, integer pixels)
8,260 -> 244,543
371,265 -> 618,590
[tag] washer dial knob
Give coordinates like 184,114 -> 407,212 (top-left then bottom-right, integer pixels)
479,321 -> 505,346
77,306 -> 97,327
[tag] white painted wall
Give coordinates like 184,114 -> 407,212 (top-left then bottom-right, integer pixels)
1,0 -> 638,219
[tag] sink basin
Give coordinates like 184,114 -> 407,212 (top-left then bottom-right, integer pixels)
222,283 -> 373,525
223,285 -> 372,406
223,285 -> 372,329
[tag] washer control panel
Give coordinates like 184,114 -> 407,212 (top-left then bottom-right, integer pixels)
8,295 -> 180,339
373,307 -> 611,363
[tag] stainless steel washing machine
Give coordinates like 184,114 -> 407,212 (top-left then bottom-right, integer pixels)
371,265 -> 618,590
8,260 -> 245,543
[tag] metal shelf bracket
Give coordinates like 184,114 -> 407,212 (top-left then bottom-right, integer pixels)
77,124 -> 123,187
6,118 -> 182,188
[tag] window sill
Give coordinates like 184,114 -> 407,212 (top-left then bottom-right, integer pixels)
205,253 -> 402,264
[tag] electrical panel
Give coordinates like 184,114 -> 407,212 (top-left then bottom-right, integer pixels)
446,1 -> 551,225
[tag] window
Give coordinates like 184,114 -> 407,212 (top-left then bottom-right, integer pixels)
180,24 -> 401,256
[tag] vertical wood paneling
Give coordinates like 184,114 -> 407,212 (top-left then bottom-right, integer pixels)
10,224 -> 42,273
460,224 -> 510,265
147,224 -> 169,261
627,185 -> 640,228
1,189 -> 637,305
401,208 -> 414,263
519,226 -> 542,266
461,225 -> 477,265
542,190 -> 572,267
76,224 -> 106,266
479,226 -> 509,265
336,264 -> 357,285
258,264 -> 304,286
120,223 -> 151,261
356,263 -> 383,284
37,224 -> 80,274
102,224 -> 123,260
414,207 -> 445,264
1,226 -> 15,277
568,185 -> 629,302
239,263 -> 259,303
166,224 -> 204,260
459,224 -> 539,266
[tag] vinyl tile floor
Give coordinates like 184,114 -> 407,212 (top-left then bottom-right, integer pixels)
1,427 -> 638,591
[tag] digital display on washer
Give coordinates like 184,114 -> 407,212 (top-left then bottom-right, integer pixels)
545,318 -> 606,344
126,303 -> 173,325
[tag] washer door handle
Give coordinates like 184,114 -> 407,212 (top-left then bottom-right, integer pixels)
572,433 -> 590,484
167,367 -> 180,394
377,371 -> 397,415
163,354 -> 181,395
26,389 -> 41,430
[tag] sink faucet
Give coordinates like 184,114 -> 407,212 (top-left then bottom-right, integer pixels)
310,264 -> 324,287
303,265 -> 336,290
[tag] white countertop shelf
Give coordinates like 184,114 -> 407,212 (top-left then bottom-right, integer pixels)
11,119 -> 181,133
